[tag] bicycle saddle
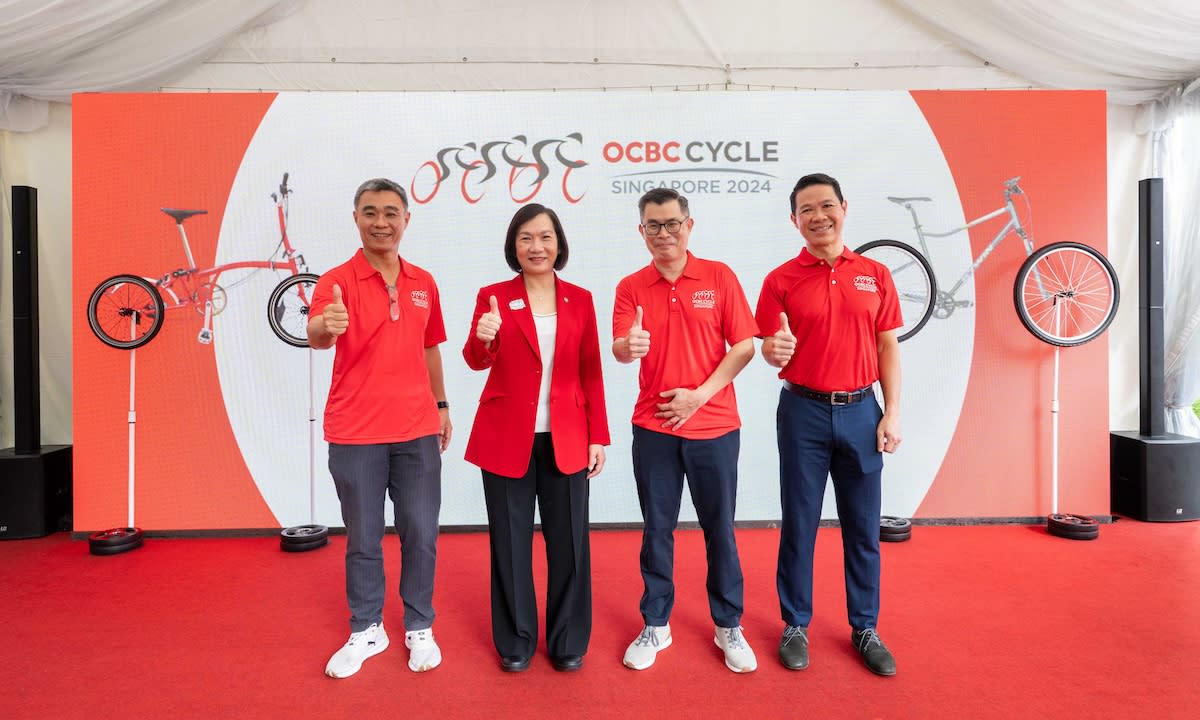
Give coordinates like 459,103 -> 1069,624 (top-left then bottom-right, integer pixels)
161,208 -> 208,223
887,196 -> 932,204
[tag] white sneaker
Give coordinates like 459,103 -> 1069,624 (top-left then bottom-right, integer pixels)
405,628 -> 442,672
325,623 -> 389,678
623,624 -> 672,670
714,625 -> 758,673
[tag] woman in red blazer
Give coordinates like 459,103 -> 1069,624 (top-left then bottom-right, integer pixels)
463,203 -> 610,674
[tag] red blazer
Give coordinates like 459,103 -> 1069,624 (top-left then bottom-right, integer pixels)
464,274 -> 610,478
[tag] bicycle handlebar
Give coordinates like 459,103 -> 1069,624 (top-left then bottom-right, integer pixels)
280,172 -> 290,196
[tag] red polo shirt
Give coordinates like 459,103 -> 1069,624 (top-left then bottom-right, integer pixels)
613,252 -> 758,439
755,247 -> 901,392
310,249 -> 446,444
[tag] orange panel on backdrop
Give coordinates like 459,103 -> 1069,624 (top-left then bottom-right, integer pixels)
910,90 -> 1109,517
72,93 -> 279,530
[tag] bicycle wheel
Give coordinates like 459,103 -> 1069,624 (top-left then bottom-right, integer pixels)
854,240 -> 937,342
268,273 -> 319,347
1013,242 -> 1118,347
87,275 -> 165,350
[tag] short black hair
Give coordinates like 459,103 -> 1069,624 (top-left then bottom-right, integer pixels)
790,173 -> 844,214
504,203 -> 568,273
638,188 -> 690,218
354,177 -> 409,209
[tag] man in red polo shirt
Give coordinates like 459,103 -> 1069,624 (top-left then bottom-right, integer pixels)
756,172 -> 903,677
307,178 -> 452,679
612,188 -> 759,673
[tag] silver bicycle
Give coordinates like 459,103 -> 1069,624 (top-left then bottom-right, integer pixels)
855,177 -> 1118,346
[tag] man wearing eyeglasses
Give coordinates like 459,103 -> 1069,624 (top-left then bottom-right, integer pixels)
307,177 -> 452,679
612,188 -> 759,673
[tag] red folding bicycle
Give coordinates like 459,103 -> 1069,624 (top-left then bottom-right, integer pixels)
86,172 -> 319,349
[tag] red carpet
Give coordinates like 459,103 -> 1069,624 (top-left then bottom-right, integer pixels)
2,522 -> 1198,719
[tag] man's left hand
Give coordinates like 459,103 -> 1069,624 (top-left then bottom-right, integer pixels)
438,410 -> 453,452
655,388 -> 706,430
877,415 -> 902,453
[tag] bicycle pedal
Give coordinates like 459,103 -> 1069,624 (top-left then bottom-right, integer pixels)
197,329 -> 213,344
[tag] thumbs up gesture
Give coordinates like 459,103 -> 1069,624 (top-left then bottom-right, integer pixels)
323,283 -> 350,337
768,311 -> 796,367
476,294 -> 502,345
626,305 -> 651,359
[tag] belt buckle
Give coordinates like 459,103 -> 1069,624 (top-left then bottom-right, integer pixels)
830,391 -> 850,405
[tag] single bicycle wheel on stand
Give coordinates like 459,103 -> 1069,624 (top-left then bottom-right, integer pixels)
87,274 -> 165,350
268,272 -> 329,552
854,240 -> 937,342
1013,243 -> 1118,540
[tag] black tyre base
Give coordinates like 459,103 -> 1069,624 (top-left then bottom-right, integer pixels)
1047,513 -> 1099,541
89,527 -> 145,555
281,524 -> 329,552
880,516 -> 913,543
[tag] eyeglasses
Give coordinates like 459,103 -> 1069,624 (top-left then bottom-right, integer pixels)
386,284 -> 399,321
642,218 -> 688,236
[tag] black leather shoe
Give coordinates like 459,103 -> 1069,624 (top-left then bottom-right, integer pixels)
551,655 -> 584,672
779,626 -> 809,670
500,656 -> 531,672
851,628 -> 896,676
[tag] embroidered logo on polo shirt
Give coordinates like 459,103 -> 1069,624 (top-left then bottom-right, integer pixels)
692,289 -> 716,309
853,275 -> 878,293
411,289 -> 430,308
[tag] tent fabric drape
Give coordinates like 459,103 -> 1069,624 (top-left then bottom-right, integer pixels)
1158,87 -> 1200,437
891,0 -> 1200,106
0,0 -> 300,130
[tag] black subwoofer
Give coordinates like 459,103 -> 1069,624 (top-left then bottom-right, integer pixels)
1110,432 -> 1200,522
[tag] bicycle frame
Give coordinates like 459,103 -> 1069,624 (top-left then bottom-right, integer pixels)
152,177 -> 307,325
900,178 -> 1035,308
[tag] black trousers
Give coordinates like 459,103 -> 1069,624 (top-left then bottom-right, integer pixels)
481,433 -> 591,659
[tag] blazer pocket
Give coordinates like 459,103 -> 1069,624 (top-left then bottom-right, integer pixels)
480,388 -> 507,403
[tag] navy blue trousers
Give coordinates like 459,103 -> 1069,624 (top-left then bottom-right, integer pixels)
632,426 -> 744,628
775,388 -> 883,631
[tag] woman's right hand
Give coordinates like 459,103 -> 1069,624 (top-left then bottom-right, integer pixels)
476,294 -> 502,345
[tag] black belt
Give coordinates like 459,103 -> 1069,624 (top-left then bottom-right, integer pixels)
784,381 -> 873,405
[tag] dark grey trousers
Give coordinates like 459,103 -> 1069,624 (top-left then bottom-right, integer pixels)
328,436 -> 441,632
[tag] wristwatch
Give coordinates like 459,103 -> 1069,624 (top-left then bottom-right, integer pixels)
436,401 -> 450,409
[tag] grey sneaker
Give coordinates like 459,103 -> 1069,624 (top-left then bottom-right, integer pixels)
714,626 -> 757,673
623,624 -> 671,670
851,628 -> 896,676
779,625 -> 809,670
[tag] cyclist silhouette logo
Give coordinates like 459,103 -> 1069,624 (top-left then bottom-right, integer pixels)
408,133 -> 588,205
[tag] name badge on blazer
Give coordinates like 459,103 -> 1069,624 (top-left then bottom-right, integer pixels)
509,299 -> 526,310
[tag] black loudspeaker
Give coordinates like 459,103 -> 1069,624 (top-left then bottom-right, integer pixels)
1137,178 -> 1164,438
0,446 -> 73,539
12,185 -> 39,453
1111,432 -> 1200,521
1109,178 -> 1200,522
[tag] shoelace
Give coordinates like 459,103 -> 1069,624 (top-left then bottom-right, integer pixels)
781,626 -> 808,648
721,627 -> 748,650
855,628 -> 884,652
634,627 -> 662,648
348,624 -> 379,646
408,629 -> 430,645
